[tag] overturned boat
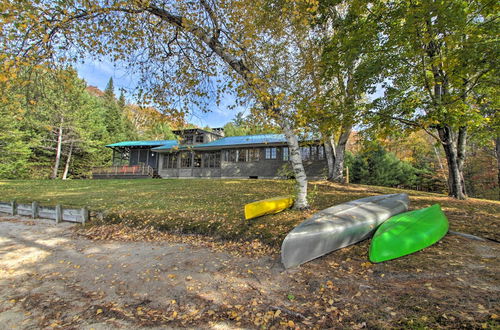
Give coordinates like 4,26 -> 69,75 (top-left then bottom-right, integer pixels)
369,204 -> 449,263
281,193 -> 410,268
244,196 -> 293,220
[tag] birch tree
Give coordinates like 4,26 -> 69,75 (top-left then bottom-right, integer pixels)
2,0 -> 325,208
317,0 -> 382,182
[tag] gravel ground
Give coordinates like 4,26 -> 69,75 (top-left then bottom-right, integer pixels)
0,215 -> 498,329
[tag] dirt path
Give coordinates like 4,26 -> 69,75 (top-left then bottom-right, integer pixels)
0,216 -> 498,329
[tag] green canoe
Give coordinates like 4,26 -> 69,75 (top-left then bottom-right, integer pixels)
369,204 -> 449,263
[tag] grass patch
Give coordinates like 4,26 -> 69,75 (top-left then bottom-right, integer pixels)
0,179 -> 498,246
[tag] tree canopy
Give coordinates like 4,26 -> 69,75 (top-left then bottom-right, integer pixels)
0,0 -> 498,200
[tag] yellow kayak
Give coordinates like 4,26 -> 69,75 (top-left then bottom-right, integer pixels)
244,196 -> 293,220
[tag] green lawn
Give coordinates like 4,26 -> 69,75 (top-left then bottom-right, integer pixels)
0,179 -> 498,247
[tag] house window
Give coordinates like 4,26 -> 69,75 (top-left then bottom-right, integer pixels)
283,147 -> 289,161
180,152 -> 192,168
138,149 -> 148,164
301,145 -> 324,160
248,148 -> 260,161
113,149 -> 130,166
311,145 -> 318,160
203,152 -> 221,168
301,146 -> 311,160
265,147 -> 277,159
163,153 -> 178,169
193,152 -> 202,167
318,145 -> 325,160
184,135 -> 193,144
224,149 -> 237,162
195,135 -> 204,143
238,149 -> 247,162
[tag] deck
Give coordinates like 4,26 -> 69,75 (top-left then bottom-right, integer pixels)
92,165 -> 158,179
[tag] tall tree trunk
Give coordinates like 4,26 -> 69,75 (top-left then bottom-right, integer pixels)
324,127 -> 352,183
495,137 -> 500,200
51,117 -> 64,179
331,127 -> 351,183
62,141 -> 73,180
324,135 -> 335,179
437,125 -> 467,199
282,121 -> 309,209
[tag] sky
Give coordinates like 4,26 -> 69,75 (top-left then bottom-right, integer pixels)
76,59 -> 386,129
75,59 -> 245,128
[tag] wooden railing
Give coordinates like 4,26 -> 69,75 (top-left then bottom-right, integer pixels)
92,164 -> 154,177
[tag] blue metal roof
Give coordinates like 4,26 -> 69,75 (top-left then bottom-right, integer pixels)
194,134 -> 287,148
106,140 -> 178,148
151,134 -> 288,151
114,133 -> 320,151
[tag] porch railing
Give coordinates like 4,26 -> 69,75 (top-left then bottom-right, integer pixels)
92,164 -> 154,177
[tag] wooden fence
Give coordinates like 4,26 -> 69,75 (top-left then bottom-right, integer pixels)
0,200 -> 88,224
92,164 -> 154,176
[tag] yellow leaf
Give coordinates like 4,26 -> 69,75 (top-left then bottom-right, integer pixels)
172,311 -> 178,318
288,320 -> 295,327
96,308 -> 103,315
274,309 -> 281,317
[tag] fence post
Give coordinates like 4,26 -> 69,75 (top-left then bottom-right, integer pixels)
32,201 -> 39,219
81,207 -> 89,224
345,166 -> 350,185
55,204 -> 62,223
11,200 -> 17,216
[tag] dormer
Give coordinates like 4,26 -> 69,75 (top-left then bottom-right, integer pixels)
172,128 -> 223,146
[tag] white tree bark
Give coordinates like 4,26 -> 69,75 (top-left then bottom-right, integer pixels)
62,141 -> 74,180
51,117 -> 64,179
282,121 -> 309,209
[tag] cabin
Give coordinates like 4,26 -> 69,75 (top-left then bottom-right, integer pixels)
92,128 -> 327,179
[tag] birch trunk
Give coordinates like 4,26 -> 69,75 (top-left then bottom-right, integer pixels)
62,141 -> 73,180
282,122 -> 309,209
51,117 -> 64,179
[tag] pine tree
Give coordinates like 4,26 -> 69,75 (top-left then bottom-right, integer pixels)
118,91 -> 126,109
104,77 -> 115,100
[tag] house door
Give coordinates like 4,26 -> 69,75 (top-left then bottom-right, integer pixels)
148,151 -> 158,169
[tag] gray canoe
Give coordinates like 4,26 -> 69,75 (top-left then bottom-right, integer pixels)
281,193 -> 410,268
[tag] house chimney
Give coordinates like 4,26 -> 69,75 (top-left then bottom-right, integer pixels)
212,127 -> 225,137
